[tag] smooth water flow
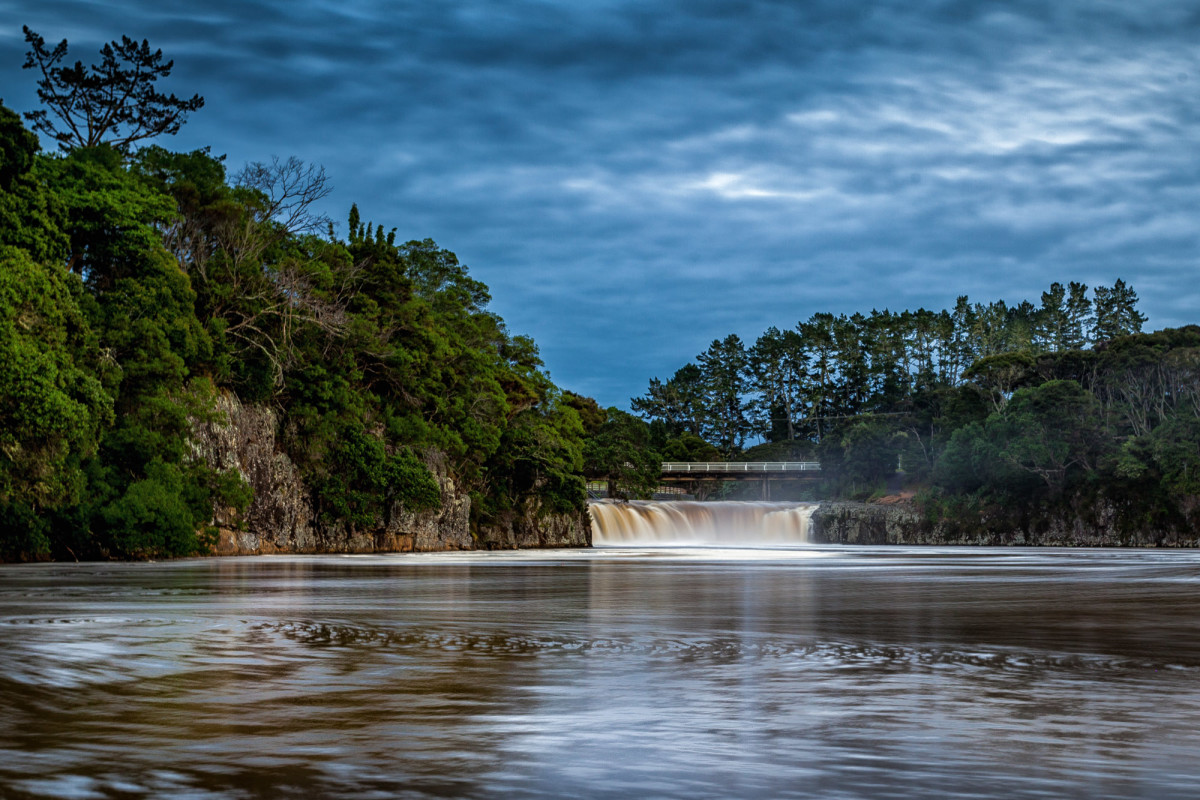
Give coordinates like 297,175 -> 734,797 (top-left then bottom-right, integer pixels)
6,549 -> 1200,798
589,500 -> 816,546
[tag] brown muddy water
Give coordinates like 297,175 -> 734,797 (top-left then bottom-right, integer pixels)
4,546 -> 1200,798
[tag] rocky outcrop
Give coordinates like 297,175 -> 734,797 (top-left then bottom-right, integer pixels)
190,393 -> 581,555
476,500 -> 591,549
811,498 -> 1200,547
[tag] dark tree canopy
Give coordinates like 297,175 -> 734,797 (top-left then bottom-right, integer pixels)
22,26 -> 204,153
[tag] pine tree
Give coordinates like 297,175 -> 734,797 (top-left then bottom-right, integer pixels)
1035,282 -> 1068,352
1063,281 -> 1093,349
1092,279 -> 1147,341
697,335 -> 751,456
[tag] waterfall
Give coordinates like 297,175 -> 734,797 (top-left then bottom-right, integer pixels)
589,500 -> 816,547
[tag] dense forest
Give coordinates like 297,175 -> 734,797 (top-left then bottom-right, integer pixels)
629,283 -> 1200,536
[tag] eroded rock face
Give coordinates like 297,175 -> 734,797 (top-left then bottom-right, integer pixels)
191,393 -> 586,555
385,451 -> 473,552
191,394 -> 471,555
810,499 -> 1200,547
476,500 -> 591,549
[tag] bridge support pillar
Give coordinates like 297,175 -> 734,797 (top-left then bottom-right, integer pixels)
761,478 -> 770,501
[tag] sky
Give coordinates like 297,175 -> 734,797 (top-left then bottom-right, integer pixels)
3,1 -> 1198,408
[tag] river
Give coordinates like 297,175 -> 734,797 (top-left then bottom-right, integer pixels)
4,543 -> 1200,798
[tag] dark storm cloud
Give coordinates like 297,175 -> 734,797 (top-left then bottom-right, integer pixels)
5,1 -> 1199,406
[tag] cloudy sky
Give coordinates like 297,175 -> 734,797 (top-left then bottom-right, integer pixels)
3,1 -> 1198,407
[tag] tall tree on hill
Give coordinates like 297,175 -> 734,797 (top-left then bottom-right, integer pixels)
1063,281 -> 1093,350
1035,282 -> 1068,352
22,27 -> 204,153
631,363 -> 707,437
945,296 -> 976,384
910,308 -> 941,389
748,327 -> 809,441
799,313 -> 838,441
698,334 -> 751,456
836,313 -> 872,413
748,327 -> 788,441
971,300 -> 1012,359
1008,300 -> 1038,353
1092,279 -> 1147,342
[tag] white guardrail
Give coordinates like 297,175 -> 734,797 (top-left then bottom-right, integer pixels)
660,462 -> 821,473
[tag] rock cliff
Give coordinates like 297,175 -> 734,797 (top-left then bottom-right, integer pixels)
811,498 -> 1200,547
477,500 -> 591,549
190,393 -> 587,555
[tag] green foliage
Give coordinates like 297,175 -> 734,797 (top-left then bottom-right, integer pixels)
0,247 -> 112,519
97,460 -> 211,558
662,432 -> 723,462
583,408 -> 662,500
838,419 -> 906,486
635,281 -> 1149,452
962,350 -> 1037,411
0,503 -> 52,561
0,101 -> 70,264
314,426 -> 440,526
1147,416 -> 1200,496
932,380 -> 1109,498
632,277 -> 1196,533
481,393 -> 587,517
38,144 -> 179,284
0,39 -> 606,562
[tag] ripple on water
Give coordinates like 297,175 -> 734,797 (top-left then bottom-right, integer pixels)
5,554 -> 1200,799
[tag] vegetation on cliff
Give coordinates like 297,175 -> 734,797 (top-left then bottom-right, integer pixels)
0,30 -> 589,560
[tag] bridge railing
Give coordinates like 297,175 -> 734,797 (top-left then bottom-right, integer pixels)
661,462 -> 821,473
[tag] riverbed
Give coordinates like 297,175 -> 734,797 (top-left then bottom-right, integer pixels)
4,546 -> 1200,798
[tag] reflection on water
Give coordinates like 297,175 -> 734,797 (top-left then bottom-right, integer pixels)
4,548 -> 1200,798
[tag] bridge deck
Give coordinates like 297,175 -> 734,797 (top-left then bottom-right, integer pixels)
659,462 -> 821,481
662,461 -> 820,472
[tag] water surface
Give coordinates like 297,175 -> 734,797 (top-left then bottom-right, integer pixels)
4,546 -> 1200,798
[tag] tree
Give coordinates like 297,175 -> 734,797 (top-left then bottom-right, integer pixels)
631,363 -> 706,437
963,351 -> 1037,413
1092,279 -> 1147,342
838,418 -> 906,487
748,327 -> 807,441
987,380 -> 1107,491
798,313 -> 838,440
944,295 -> 976,383
39,144 -> 176,281
22,26 -> 204,153
582,408 -> 661,500
0,247 -> 112,515
1034,282 -> 1068,352
697,334 -> 752,456
0,100 -> 69,265
1063,281 -> 1093,349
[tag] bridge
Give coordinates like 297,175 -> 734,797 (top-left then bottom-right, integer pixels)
660,461 -> 821,477
588,462 -> 823,501
659,461 -> 821,500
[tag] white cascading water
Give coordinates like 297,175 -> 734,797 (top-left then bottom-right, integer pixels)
589,500 -> 816,547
